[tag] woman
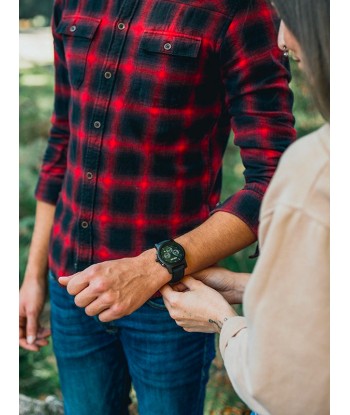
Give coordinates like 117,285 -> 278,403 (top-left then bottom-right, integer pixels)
160,0 -> 330,414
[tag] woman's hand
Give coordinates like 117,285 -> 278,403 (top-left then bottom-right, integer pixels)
160,276 -> 237,333
189,267 -> 250,304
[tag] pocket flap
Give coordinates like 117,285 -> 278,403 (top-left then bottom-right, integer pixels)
57,15 -> 101,39
141,30 -> 201,58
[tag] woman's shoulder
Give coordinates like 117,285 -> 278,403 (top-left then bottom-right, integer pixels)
260,124 -> 330,226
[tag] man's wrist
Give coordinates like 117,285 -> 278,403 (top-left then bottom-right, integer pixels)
138,248 -> 172,287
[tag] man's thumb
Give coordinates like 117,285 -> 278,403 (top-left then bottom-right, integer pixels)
26,314 -> 38,345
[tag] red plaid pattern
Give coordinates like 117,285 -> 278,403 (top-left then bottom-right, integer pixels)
35,0 -> 296,277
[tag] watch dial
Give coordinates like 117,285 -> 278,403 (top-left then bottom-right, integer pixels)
160,243 -> 184,264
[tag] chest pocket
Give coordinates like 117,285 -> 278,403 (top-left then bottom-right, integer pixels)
132,30 -> 202,108
140,30 -> 201,59
56,15 -> 101,89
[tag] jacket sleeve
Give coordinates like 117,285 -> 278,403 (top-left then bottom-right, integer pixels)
212,0 -> 296,236
219,205 -> 330,414
35,0 -> 70,205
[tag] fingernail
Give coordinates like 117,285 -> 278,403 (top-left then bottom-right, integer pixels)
27,335 -> 36,345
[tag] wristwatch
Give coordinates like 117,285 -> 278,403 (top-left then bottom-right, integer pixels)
155,239 -> 187,284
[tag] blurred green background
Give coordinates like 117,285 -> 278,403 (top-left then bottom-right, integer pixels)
19,2 -> 323,414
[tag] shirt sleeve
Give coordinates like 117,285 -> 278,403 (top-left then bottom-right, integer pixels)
35,0 -> 71,205
219,205 -> 330,415
212,0 -> 296,236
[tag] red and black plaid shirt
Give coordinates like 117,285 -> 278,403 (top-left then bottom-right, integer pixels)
35,0 -> 296,277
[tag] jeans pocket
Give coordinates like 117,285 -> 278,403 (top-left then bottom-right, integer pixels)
146,296 -> 168,311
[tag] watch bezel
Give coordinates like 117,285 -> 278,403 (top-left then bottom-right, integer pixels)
157,240 -> 185,266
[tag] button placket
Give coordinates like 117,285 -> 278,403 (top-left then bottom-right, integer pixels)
75,1 -> 139,272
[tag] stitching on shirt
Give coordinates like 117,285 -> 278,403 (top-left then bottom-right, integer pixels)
60,14 -> 102,23
143,29 -> 202,42
159,0 -> 236,18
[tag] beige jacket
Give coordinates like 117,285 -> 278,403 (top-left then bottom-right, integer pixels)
219,124 -> 330,415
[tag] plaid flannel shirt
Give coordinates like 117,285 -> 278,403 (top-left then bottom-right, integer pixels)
35,0 -> 296,277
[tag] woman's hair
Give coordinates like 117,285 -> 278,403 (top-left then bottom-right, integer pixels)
272,0 -> 330,121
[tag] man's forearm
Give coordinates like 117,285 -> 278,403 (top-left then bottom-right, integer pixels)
60,211 -> 255,320
176,212 -> 255,275
140,211 -> 256,286
24,200 -> 56,282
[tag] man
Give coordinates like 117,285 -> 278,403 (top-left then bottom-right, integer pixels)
19,0 -> 296,414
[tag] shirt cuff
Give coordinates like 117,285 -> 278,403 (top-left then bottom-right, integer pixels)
219,316 -> 247,357
35,175 -> 62,205
211,188 -> 264,237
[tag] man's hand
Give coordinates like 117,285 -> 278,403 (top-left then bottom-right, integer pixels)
190,267 -> 251,304
58,250 -> 170,322
19,278 -> 51,352
160,277 -> 236,333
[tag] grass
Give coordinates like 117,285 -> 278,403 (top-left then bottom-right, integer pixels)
19,57 -> 323,414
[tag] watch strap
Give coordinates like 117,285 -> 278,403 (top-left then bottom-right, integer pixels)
170,263 -> 186,284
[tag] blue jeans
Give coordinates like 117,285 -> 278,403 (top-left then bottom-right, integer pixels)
49,273 -> 215,415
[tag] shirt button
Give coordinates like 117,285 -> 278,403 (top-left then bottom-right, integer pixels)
118,22 -> 126,30
81,221 -> 89,229
104,71 -> 112,79
94,121 -> 101,129
86,172 -> 93,180
69,25 -> 77,32
164,42 -> 172,51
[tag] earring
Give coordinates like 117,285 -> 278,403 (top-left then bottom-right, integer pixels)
283,45 -> 289,57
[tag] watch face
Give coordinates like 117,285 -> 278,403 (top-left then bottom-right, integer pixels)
159,242 -> 185,265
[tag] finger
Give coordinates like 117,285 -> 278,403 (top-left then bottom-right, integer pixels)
36,327 -> 51,339
58,270 -> 83,284
159,284 -> 174,298
173,319 -> 187,328
162,296 -> 172,312
179,323 -> 213,333
191,269 -> 210,280
97,302 -> 126,322
19,315 -> 27,337
160,289 -> 182,311
181,276 -> 202,290
57,275 -> 74,286
171,282 -> 188,292
19,323 -> 26,340
26,314 -> 38,345
74,288 -> 98,308
60,272 -> 89,296
34,338 -> 50,347
84,298 -> 110,317
19,338 -> 40,352
173,320 -> 197,332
